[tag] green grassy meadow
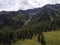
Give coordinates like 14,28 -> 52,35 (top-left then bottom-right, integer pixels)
13,31 -> 60,45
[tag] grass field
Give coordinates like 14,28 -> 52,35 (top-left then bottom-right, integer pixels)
13,31 -> 60,45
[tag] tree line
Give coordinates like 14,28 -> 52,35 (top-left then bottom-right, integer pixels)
0,18 -> 60,45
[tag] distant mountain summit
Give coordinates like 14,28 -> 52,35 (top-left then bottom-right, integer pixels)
29,4 -> 60,22
0,4 -> 60,27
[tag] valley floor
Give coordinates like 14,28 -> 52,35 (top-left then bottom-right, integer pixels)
13,31 -> 60,45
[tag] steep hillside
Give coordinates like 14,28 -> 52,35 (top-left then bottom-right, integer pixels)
30,4 -> 60,23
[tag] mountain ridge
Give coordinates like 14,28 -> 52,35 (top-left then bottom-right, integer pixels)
0,4 -> 60,28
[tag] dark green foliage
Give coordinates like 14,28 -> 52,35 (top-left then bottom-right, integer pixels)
38,33 -> 41,42
40,33 -> 46,45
